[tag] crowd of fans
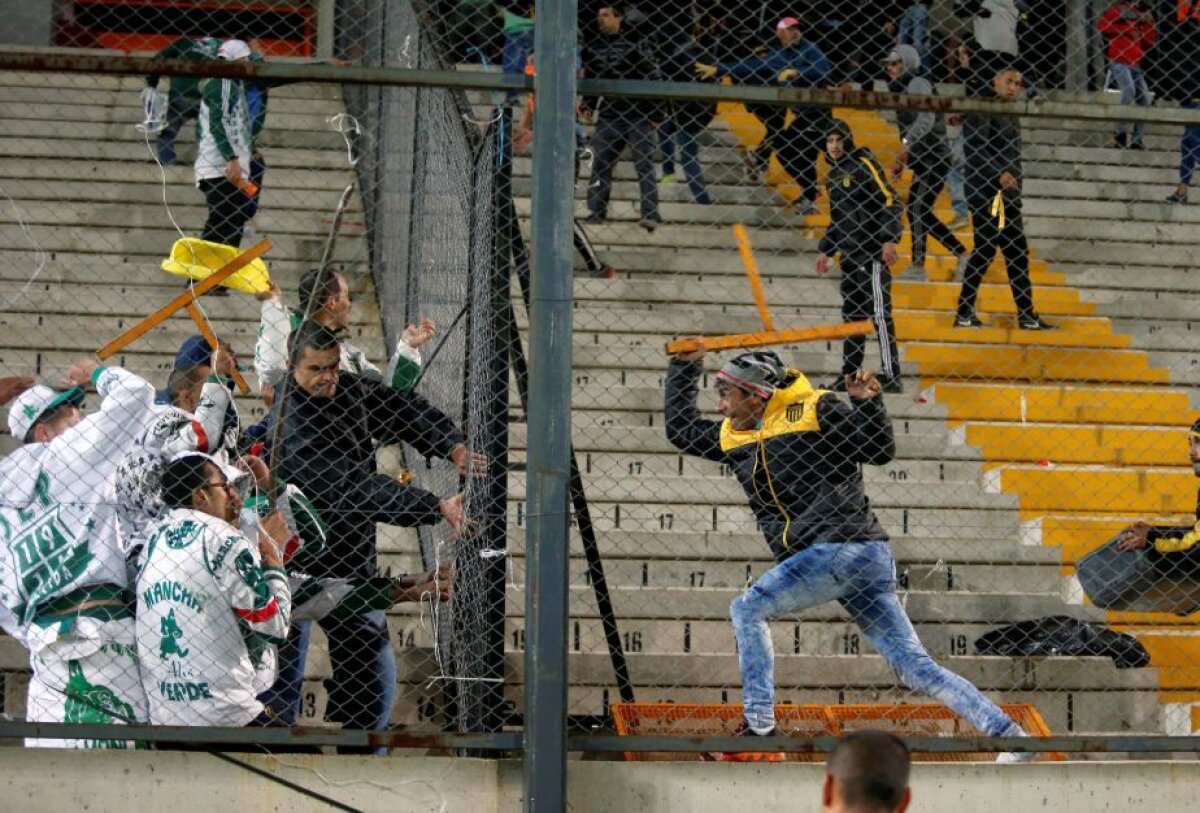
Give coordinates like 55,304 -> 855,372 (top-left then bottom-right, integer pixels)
0,1 -> 1197,755
0,263 -> 469,747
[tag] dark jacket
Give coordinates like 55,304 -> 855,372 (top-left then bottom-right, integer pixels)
275,372 -> 464,579
963,85 -> 1022,211
660,39 -> 717,134
818,123 -> 903,261
665,358 -> 894,561
885,45 -> 948,167
721,39 -> 832,129
580,28 -> 662,121
717,39 -> 831,86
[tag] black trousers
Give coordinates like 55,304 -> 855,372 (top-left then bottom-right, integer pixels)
908,151 -> 966,267
841,257 -> 900,380
955,195 -> 1036,321
775,124 -> 824,202
746,102 -> 788,160
199,177 -> 250,248
586,115 -> 658,221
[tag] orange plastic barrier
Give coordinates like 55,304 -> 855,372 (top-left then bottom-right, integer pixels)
610,701 -> 1058,762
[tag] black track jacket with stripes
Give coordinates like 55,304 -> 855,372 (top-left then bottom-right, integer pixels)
818,146 -> 903,263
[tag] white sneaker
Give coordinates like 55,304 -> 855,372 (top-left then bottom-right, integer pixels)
996,724 -> 1035,762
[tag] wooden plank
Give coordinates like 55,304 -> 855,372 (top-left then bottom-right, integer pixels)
664,320 -> 875,355
95,239 -> 271,360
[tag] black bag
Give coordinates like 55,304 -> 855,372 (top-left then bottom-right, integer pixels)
1078,536 -> 1200,615
974,615 -> 1150,669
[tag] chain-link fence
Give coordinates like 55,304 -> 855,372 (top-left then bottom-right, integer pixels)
0,0 -> 1198,771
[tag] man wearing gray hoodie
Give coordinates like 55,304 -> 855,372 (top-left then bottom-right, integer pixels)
884,45 -> 967,280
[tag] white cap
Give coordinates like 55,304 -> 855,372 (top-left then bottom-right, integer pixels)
7,385 -> 85,442
218,39 -> 252,61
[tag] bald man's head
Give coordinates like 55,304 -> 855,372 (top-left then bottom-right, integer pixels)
822,730 -> 911,813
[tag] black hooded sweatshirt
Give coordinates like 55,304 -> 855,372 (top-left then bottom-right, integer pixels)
817,119 -> 903,262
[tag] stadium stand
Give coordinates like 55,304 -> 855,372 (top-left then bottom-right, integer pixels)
0,58 -> 1197,741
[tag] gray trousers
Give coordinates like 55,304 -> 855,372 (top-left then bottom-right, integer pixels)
586,114 -> 659,221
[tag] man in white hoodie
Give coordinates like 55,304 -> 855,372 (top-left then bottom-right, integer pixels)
0,359 -> 157,747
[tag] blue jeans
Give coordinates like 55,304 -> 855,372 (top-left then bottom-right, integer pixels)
658,121 -> 712,204
730,541 -> 1017,736
155,94 -> 199,165
254,610 -> 396,754
1109,63 -> 1150,145
255,621 -> 311,726
946,133 -> 967,218
1180,100 -> 1200,186
897,5 -> 931,68
502,30 -> 534,103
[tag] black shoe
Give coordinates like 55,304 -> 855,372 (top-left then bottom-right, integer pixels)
1166,190 -> 1189,204
584,213 -> 606,224
1018,315 -> 1054,330
1128,142 -> 1146,150
639,217 -> 661,233
954,313 -> 986,328
879,376 -> 904,394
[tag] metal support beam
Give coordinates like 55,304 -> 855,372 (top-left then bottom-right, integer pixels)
1,51 -> 1199,125
316,0 -> 336,59
524,0 -> 576,810
1064,0 -> 1089,93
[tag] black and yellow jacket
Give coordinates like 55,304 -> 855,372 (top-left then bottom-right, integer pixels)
665,358 -> 894,561
818,139 -> 903,263
1148,485 -> 1200,555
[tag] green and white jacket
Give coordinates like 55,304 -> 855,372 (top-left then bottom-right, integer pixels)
0,367 -> 157,652
136,508 -> 291,727
253,299 -> 424,391
194,75 -> 253,185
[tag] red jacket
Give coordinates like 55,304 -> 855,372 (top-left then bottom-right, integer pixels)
1098,3 -> 1158,67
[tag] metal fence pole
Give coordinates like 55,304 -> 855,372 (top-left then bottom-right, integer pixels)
524,0 -> 577,809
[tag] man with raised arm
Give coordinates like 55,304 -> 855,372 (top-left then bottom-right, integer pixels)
664,346 -> 1030,761
0,359 -> 156,747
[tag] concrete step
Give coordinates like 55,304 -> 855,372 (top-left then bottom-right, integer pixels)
0,84 -> 346,120
485,529 -> 1062,566
984,464 -> 1194,515
498,553 -> 1062,596
0,117 -> 353,151
924,381 -> 1195,427
0,199 -> 362,237
1,179 -> 366,211
0,159 -> 355,192
953,421 -> 1195,468
404,648 -> 1156,692
0,71 -> 345,102
0,135 -> 350,169
502,498 -> 1022,540
558,449 -> 977,483
0,223 -> 366,264
508,473 -> 1019,512
506,422 -> 979,462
